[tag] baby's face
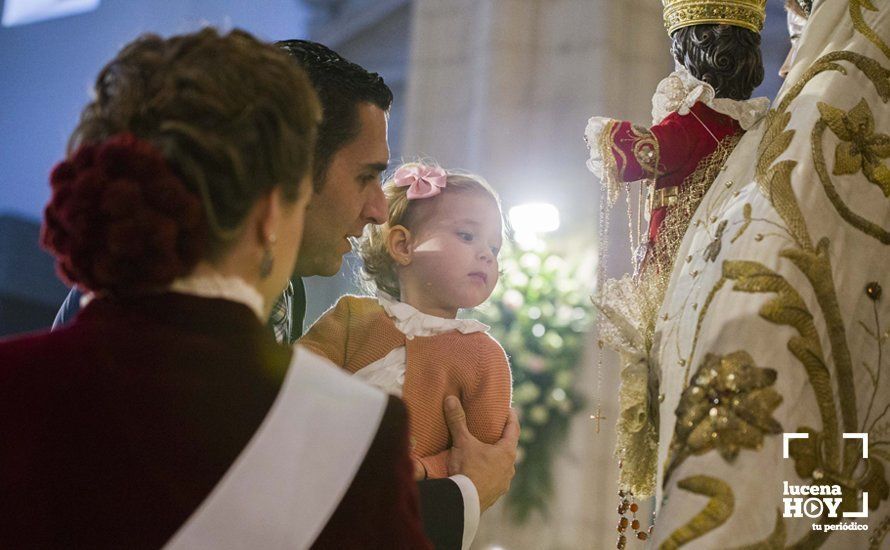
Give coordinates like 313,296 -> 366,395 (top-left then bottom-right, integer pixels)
407,191 -> 502,314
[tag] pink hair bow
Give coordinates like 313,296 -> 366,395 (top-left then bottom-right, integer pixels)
393,164 -> 448,200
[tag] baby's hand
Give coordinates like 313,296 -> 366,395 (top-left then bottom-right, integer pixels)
411,458 -> 426,480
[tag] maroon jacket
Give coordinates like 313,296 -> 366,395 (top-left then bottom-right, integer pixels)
0,292 -> 430,549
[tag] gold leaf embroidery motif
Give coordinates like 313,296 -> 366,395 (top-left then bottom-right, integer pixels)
703,219 -> 728,262
722,258 -> 842,465
813,114 -> 890,244
655,43 -> 890,547
664,351 -> 783,484
730,203 -> 752,244
869,513 -> 890,549
818,99 -> 890,196
630,125 -> 661,176
659,476 -> 734,550
849,0 -> 890,61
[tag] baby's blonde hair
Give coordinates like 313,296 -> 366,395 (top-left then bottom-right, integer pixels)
359,161 -> 501,298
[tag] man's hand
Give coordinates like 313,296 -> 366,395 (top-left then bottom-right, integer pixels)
443,395 -> 519,512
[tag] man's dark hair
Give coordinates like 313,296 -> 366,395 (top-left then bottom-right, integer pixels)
670,24 -> 764,101
276,39 -> 393,191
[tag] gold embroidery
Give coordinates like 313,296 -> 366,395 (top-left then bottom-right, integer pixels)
729,47 -> 890,536
869,513 -> 890,549
813,114 -> 890,244
598,119 -> 624,206
722,259 -> 841,465
631,125 -> 661,176
760,51 -> 890,249
730,203 -> 752,244
753,50 -> 890,486
774,51 -> 890,116
755,109 -> 812,250
684,275 -> 726,387
818,99 -> 890,197
703,219 -> 728,262
596,136 -> 743,497
662,1 -> 766,34
861,459 -> 890,510
645,135 -> 741,284
781,242 -> 858,447
664,351 -> 782,484
659,476 -> 734,550
849,0 -> 890,61
719,253 -> 890,517
654,45 -> 890,547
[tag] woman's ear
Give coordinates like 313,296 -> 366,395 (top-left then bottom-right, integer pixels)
256,187 -> 284,245
386,224 -> 413,266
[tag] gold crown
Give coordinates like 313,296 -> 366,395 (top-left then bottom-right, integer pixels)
662,0 -> 767,34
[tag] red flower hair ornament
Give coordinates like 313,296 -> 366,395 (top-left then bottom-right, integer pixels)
41,133 -> 207,294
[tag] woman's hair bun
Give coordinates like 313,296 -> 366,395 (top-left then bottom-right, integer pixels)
41,133 -> 207,294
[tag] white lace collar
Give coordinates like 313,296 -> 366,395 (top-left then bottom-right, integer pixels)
651,65 -> 770,130
377,291 -> 489,339
169,273 -> 266,321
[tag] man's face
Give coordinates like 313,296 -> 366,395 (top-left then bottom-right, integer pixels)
295,102 -> 389,277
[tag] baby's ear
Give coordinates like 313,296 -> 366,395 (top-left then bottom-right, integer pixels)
386,224 -> 413,266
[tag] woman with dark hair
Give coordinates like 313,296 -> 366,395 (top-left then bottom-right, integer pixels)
0,28 -> 430,549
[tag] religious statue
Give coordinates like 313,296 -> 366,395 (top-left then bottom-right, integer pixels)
649,0 -> 890,546
585,4 -> 771,539
586,0 -> 770,281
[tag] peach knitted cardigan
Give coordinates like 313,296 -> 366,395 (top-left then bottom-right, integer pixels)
299,295 -> 512,479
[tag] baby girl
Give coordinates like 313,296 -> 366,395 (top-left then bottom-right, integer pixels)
299,162 -> 512,479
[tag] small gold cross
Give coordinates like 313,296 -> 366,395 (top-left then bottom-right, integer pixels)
590,407 -> 607,434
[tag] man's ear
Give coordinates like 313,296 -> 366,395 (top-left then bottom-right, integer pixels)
386,225 -> 413,266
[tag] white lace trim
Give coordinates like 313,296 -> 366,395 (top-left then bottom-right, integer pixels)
584,115 -> 612,179
354,293 -> 489,397
651,66 -> 770,130
376,291 -> 488,340
169,273 -> 265,321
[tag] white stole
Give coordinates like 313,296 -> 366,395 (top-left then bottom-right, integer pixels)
164,345 -> 388,549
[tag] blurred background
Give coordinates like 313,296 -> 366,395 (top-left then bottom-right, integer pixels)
0,0 -> 789,547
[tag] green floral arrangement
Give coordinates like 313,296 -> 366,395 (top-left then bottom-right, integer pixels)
471,242 -> 591,521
